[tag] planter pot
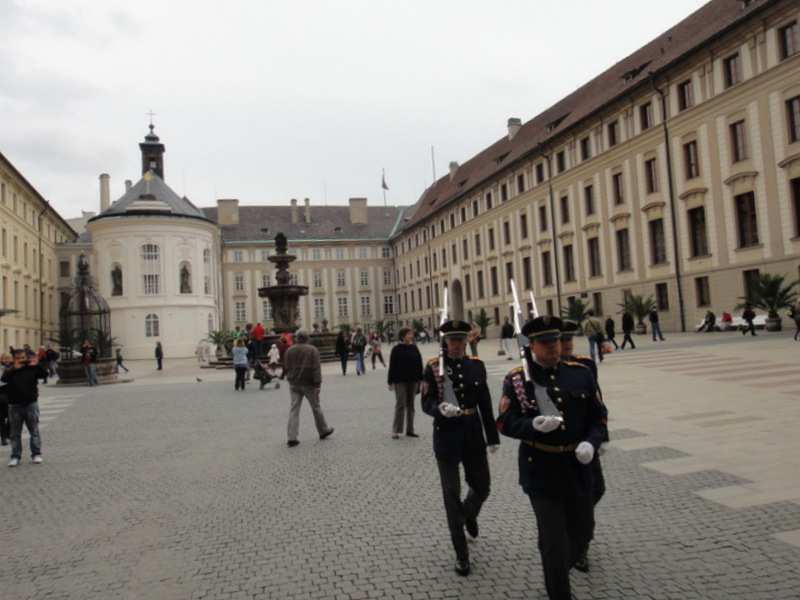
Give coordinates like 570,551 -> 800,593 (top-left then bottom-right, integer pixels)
635,323 -> 647,335
765,317 -> 782,332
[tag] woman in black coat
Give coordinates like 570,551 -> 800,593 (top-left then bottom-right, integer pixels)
334,331 -> 351,375
387,327 -> 424,439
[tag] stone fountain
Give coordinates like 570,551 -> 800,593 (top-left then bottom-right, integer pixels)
258,232 -> 308,334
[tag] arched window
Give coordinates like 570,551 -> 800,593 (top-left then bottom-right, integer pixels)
141,244 -> 161,294
111,264 -> 123,296
145,313 -> 160,337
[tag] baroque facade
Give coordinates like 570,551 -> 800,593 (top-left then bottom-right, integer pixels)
0,151 -> 79,352
393,0 -> 800,335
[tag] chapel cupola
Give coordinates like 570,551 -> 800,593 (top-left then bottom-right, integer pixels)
139,123 -> 166,180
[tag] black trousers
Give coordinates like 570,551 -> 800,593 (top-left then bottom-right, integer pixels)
620,331 -> 636,348
436,455 -> 490,561
529,493 -> 594,600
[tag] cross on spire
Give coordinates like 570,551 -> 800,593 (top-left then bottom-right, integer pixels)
146,109 -> 156,127
143,171 -> 153,194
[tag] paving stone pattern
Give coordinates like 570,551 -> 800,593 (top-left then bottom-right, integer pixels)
1,332 -> 799,599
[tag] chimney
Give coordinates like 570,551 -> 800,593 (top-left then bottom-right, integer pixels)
304,198 -> 311,223
508,117 -> 522,140
449,161 -> 459,181
125,180 -> 132,192
99,173 -> 110,213
216,198 -> 240,226
291,198 -> 298,223
349,197 -> 368,224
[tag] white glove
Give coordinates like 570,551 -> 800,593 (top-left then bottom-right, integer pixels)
598,442 -> 610,456
532,415 -> 562,433
439,402 -> 461,418
575,441 -> 595,465
489,444 -> 500,453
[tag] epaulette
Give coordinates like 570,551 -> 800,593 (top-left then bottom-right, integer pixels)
509,366 -> 525,376
427,357 -> 440,367
466,356 -> 484,363
564,360 -> 590,369
572,354 -> 593,362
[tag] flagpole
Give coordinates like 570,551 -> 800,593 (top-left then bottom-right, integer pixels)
381,168 -> 388,207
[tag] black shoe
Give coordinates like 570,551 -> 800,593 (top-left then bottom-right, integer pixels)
406,432 -> 419,438
287,440 -> 299,447
320,428 -> 334,440
455,559 -> 470,576
466,519 -> 478,539
574,550 -> 589,572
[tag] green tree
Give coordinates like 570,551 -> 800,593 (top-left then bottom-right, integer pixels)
619,294 -> 655,325
370,318 -> 392,340
338,322 -> 353,335
472,308 -> 492,337
560,298 -> 593,326
735,273 -> 799,318
411,319 -> 425,335
205,329 -> 232,351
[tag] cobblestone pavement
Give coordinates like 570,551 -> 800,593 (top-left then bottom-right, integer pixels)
2,331 -> 799,599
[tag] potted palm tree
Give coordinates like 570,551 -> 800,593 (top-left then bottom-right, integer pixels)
472,308 -> 492,338
205,329 -> 232,359
619,294 -> 655,335
735,273 -> 799,332
560,298 -> 593,335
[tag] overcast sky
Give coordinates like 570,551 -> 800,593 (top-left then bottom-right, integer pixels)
1,0 -> 711,220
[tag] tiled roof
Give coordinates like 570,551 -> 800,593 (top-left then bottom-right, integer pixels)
202,204 -> 411,243
89,170 -> 211,223
403,0 -> 772,229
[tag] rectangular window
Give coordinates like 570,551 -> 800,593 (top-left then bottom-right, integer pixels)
522,257 -> 532,289
608,121 -> 620,147
735,192 -> 759,248
688,206 -> 708,257
485,192 -> 493,209
539,205 -> 547,232
503,221 -> 511,245
649,219 -> 667,264
462,238 -> 469,260
464,274 -> 472,302
313,298 -> 325,319
337,297 -> 349,317
143,274 -> 159,295
640,102 -> 653,130
360,271 -> 369,286
360,296 -> 371,316
616,229 -> 631,271
259,249 -> 269,262
612,173 -> 624,204
560,196 -> 570,224
312,248 -> 321,261
235,301 -> 247,322
584,185 -> 595,216
542,251 -> 553,286
505,261 -> 514,293
382,247 -> 391,259
490,266 -> 499,296
678,80 -> 694,111
684,141 -> 700,178
588,237 -> 601,277
262,300 -> 272,321
358,247 -> 368,259
488,228 -> 495,251
313,273 -> 323,288
472,201 -> 479,217
656,282 -> 669,311
59,260 -> 70,278
787,96 -> 800,143
645,158 -> 658,193
724,53 -> 742,88
556,151 -> 565,173
517,174 -> 525,194
793,177 -> 800,236
563,244 -> 575,282
233,250 -> 244,262
383,269 -> 392,285
500,184 -> 508,202
477,270 -> 484,299
383,294 -> 395,315
234,275 -> 244,291
520,214 -> 528,239
580,137 -> 591,161
441,248 -> 447,268
695,276 -> 711,307
780,21 -> 799,60
261,274 -> 271,287
475,233 -> 481,256
731,121 -> 749,162
592,292 -> 603,316
335,248 -> 345,260
204,276 -> 210,295
536,163 -> 545,184
337,271 -> 346,287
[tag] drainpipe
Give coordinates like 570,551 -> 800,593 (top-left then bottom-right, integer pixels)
537,146 -> 563,316
652,76 -> 686,332
38,201 -> 49,346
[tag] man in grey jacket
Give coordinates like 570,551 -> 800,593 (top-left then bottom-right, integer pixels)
283,329 -> 334,447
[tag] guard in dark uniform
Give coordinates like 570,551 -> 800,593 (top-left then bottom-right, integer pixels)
496,316 -> 608,600
421,319 -> 500,577
560,320 -> 609,572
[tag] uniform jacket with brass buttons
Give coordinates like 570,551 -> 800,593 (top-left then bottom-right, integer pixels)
496,359 -> 607,499
421,355 -> 500,463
